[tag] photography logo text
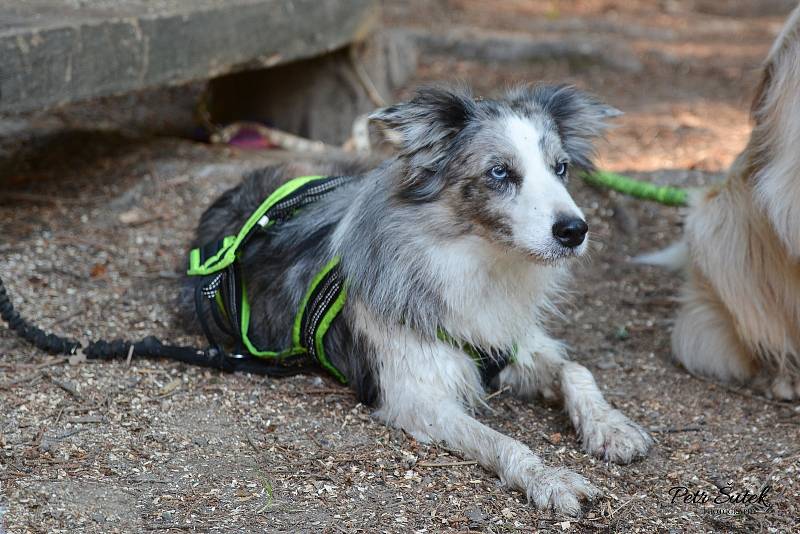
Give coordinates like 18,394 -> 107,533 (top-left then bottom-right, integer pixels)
667,483 -> 774,515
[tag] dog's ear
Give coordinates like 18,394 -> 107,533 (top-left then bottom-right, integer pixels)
370,87 -> 477,201
509,85 -> 620,173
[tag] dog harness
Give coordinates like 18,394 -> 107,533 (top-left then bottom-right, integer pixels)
187,175 -> 515,385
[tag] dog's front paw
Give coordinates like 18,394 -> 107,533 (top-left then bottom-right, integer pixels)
581,409 -> 653,464
767,375 -> 800,401
523,465 -> 600,516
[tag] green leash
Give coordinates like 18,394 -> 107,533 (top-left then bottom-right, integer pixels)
581,170 -> 690,207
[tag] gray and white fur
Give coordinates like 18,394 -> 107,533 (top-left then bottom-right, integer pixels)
187,85 -> 653,515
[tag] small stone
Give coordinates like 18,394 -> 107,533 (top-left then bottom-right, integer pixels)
614,326 -> 630,340
596,359 -> 619,370
465,508 -> 487,524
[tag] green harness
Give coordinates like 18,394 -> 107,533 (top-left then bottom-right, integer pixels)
188,175 -> 515,386
188,175 -> 350,383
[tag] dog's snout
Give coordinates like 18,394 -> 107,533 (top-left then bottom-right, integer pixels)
552,217 -> 588,248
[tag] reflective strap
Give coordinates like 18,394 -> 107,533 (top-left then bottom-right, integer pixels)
293,258 -> 348,383
187,175 -> 325,276
238,276 -> 307,359
187,175 -> 352,381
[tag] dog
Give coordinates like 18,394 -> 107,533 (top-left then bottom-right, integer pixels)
638,5 -> 800,400
188,85 -> 653,514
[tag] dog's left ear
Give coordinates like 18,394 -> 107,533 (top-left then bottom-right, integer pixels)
509,85 -> 620,172
369,87 -> 477,201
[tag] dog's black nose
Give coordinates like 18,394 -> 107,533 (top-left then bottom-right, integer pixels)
552,217 -> 588,248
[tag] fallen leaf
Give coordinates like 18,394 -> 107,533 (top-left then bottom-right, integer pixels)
90,263 -> 107,278
118,208 -> 149,225
159,378 -> 182,396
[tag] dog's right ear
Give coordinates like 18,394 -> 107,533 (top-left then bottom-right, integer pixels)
369,87 -> 476,155
370,87 -> 476,201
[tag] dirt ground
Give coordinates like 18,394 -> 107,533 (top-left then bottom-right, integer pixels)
2,1 -> 799,532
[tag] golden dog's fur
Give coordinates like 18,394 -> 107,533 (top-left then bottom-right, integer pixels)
661,5 -> 800,400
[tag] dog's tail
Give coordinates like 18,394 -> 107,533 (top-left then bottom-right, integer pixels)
632,240 -> 689,271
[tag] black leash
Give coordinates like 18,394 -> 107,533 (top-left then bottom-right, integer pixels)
0,274 -> 315,376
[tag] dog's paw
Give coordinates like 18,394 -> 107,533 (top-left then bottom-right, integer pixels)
767,375 -> 800,401
581,409 -> 653,464
524,466 -> 600,516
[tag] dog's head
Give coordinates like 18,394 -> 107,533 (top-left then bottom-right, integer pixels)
370,85 -> 619,263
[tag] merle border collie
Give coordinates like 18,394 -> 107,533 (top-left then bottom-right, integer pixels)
190,84 -> 653,514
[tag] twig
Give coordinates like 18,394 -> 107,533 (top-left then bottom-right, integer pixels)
484,385 -> 511,401
17,358 -> 65,371
416,460 -> 478,468
608,496 -> 636,519
305,430 -> 324,450
299,388 -> 349,395
47,428 -> 85,440
648,425 -> 703,434
46,374 -> 82,401
0,372 -> 42,389
211,122 -> 331,153
0,192 -> 98,206
348,44 -> 387,107
53,406 -> 65,425
127,476 -> 170,484
121,213 -> 176,228
245,433 -> 262,455
50,308 -> 83,327
69,415 -> 106,424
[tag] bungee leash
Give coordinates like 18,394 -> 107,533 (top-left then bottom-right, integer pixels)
0,273 -> 312,376
581,170 -> 690,207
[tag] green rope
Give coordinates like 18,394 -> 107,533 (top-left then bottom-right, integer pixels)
581,170 -> 689,207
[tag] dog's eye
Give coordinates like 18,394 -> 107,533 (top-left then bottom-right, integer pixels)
555,162 -> 568,178
489,165 -> 508,180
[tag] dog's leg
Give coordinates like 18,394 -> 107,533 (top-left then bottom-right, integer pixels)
499,328 -> 653,464
672,278 -> 758,384
367,322 -> 599,515
672,280 -> 800,399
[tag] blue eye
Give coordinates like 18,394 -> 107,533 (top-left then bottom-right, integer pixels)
489,165 -> 508,180
555,162 -> 568,178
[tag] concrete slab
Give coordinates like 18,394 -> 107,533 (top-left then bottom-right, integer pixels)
0,0 -> 379,114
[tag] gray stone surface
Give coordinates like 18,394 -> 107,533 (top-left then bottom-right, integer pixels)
207,30 -> 417,145
0,0 -> 379,114
407,27 -> 643,73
